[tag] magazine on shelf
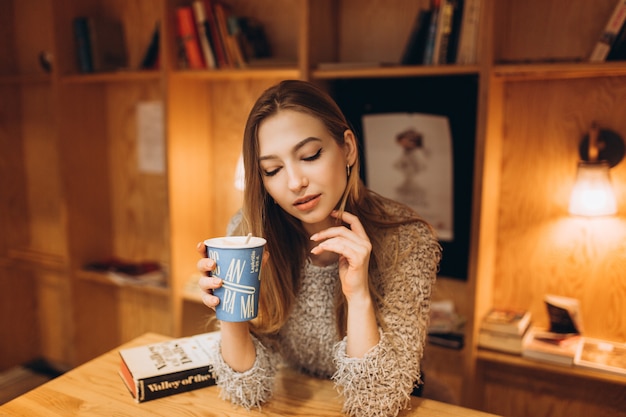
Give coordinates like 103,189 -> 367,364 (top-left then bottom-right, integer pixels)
522,327 -> 582,366
574,337 -> 626,376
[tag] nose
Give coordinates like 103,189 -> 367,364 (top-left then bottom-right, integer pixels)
286,164 -> 308,192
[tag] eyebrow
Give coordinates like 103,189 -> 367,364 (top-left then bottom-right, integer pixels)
258,137 -> 322,161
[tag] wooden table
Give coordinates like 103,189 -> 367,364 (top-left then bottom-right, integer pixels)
0,333 -> 499,416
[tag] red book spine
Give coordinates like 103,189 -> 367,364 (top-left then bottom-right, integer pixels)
203,0 -> 230,68
176,6 -> 206,69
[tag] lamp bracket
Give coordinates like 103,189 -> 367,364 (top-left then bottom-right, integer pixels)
578,128 -> 625,168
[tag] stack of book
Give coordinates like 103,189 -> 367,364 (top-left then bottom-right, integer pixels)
521,294 -> 584,366
175,0 -> 271,70
477,307 -> 531,354
427,300 -> 465,349
522,328 -> 581,366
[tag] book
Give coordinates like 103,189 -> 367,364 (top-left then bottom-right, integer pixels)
455,0 -> 482,64
589,0 -> 626,62
522,327 -> 582,366
140,22 -> 160,70
192,1 -> 218,69
401,8 -> 433,65
478,329 -> 524,354
73,17 -> 93,73
607,20 -> 626,60
175,6 -> 206,69
202,0 -> 230,68
434,0 -> 455,64
480,307 -> 531,336
427,332 -> 464,349
119,332 -> 219,402
213,1 -> 240,68
445,0 -> 465,63
422,0 -> 441,65
544,294 -> 583,335
574,337 -> 626,376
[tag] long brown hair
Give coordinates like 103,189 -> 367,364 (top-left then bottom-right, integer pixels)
236,80 -> 430,336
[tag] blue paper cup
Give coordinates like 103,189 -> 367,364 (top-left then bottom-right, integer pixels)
204,236 -> 266,322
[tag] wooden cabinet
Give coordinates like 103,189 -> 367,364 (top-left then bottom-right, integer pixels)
468,0 -> 626,415
2,1 -> 626,416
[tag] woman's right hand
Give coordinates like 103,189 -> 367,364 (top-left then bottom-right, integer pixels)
196,242 -> 223,310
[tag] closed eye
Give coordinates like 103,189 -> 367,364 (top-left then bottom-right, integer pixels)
263,167 -> 281,177
303,148 -> 322,161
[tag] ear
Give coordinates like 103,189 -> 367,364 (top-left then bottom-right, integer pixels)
343,129 -> 358,166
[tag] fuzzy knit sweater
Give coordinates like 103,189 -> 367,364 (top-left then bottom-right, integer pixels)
209,201 -> 441,417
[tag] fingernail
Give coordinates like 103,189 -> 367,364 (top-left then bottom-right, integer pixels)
310,233 -> 318,240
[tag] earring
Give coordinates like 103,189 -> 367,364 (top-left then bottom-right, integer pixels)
346,164 -> 351,177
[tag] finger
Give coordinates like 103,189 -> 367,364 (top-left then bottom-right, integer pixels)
331,210 -> 368,237
196,241 -> 207,256
197,257 -> 216,274
310,224 -> 366,246
198,276 -> 223,291
200,292 -> 220,309
311,237 -> 370,261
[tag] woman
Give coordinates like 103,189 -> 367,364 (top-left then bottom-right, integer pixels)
197,80 -> 441,417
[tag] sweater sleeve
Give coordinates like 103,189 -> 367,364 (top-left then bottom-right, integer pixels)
209,333 -> 280,409
331,221 -> 440,417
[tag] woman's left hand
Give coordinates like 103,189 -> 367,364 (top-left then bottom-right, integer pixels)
310,210 -> 372,302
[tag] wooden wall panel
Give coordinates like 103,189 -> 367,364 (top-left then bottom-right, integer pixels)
493,0 -> 617,63
118,287 -> 171,342
493,77 -> 626,342
21,84 -> 66,257
37,269 -> 73,366
106,82 -> 169,264
337,0 -> 430,63
208,79 -> 284,236
0,266 -> 38,371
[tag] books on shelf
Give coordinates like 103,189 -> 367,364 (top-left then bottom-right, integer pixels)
522,327 -> 582,366
455,0 -> 482,64
480,307 -> 532,336
174,1 -> 271,70
574,337 -> 626,376
478,329 -> 525,354
589,0 -> 626,62
401,0 -> 470,66
192,1 -> 218,69
477,307 -> 530,354
84,258 -> 166,287
176,6 -> 206,69
119,332 -> 219,402
427,300 -> 465,349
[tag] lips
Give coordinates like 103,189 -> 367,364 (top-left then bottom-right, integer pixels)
293,194 -> 321,211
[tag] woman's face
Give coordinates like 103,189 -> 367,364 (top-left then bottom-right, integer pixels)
257,109 -> 355,235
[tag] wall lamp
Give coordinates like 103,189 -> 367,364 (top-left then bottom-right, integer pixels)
568,123 -> 625,217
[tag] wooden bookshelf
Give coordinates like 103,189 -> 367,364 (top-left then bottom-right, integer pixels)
2,1 -> 626,416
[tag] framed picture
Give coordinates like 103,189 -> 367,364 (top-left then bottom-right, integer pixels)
331,76 -> 478,279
